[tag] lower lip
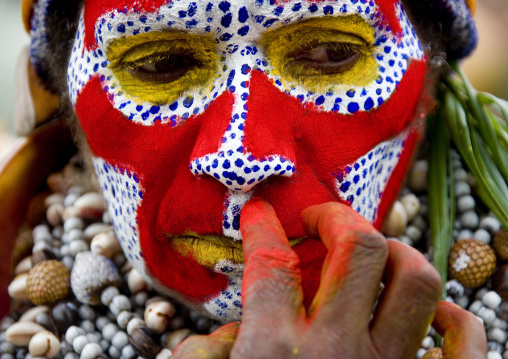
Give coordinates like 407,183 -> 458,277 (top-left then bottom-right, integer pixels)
170,234 -> 305,268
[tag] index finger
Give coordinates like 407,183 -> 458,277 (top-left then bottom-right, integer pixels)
239,198 -> 304,323
432,301 -> 488,359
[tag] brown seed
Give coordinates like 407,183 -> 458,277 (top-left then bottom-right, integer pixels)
129,326 -> 161,359
493,229 -> 508,261
449,239 -> 496,288
31,249 -> 57,266
27,260 -> 70,305
421,348 -> 443,359
493,264 -> 508,300
50,301 -> 80,336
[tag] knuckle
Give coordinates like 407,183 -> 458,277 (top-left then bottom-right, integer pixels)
347,230 -> 388,259
403,260 -> 443,301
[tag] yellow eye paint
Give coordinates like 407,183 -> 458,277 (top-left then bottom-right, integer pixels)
260,15 -> 378,92
107,32 -> 219,106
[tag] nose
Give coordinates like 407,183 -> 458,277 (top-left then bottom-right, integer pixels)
189,55 -> 296,193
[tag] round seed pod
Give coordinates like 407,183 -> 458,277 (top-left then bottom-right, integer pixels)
27,260 -> 71,305
421,348 -> 443,359
492,229 -> 508,261
71,252 -> 120,305
449,239 -> 496,288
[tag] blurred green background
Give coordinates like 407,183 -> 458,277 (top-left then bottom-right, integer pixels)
0,0 -> 507,152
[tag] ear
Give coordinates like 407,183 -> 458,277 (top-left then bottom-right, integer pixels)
16,0 -> 61,136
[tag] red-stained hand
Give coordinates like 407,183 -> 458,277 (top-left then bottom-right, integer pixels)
173,199 -> 487,358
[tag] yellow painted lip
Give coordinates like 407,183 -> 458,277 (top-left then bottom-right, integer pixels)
170,232 -> 306,269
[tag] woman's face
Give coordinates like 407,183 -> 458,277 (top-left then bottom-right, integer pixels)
68,0 -> 426,320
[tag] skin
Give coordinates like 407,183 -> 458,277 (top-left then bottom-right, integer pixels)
68,0 -> 487,355
172,199 -> 488,358
71,0 -> 427,318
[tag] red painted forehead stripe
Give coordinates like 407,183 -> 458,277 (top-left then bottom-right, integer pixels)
83,0 -> 401,50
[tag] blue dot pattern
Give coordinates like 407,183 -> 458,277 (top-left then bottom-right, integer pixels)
93,158 -> 147,270
67,0 -> 423,240
334,129 -> 407,223
68,0 -> 424,119
68,0 -> 423,322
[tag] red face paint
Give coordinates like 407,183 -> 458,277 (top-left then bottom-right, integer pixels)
71,0 -> 427,319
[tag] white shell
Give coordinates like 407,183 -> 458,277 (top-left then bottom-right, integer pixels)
127,269 -> 147,294
400,194 -> 420,222
62,206 -> 79,222
381,201 -> 408,237
83,223 -> 112,240
46,203 -> 64,227
145,301 -> 175,334
44,193 -> 65,207
14,256 -> 32,275
420,336 -> 434,349
5,321 -> 46,346
126,318 -> 145,336
29,330 -> 60,358
80,343 -> 104,359
19,306 -> 50,323
478,307 -> 496,326
483,291 -> 502,310
488,327 -> 507,344
165,328 -> 193,350
91,232 -> 122,258
74,193 -> 107,218
408,160 -> 428,192
156,349 -> 173,359
8,273 -> 28,300
64,217 -> 85,232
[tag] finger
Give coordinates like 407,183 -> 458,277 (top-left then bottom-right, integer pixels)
301,202 -> 388,333
239,198 -> 304,323
172,322 -> 240,359
370,240 -> 442,358
433,301 -> 488,359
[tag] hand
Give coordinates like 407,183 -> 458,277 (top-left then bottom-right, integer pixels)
173,199 -> 486,358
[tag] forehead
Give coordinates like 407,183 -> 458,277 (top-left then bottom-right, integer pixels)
83,0 -> 400,49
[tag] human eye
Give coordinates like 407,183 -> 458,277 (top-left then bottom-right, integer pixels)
289,42 -> 362,75
126,52 -> 201,83
106,32 -> 218,105
261,15 -> 378,90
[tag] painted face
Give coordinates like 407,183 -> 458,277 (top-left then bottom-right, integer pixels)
68,0 -> 427,320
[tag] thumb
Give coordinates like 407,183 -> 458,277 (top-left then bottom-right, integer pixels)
172,322 -> 240,359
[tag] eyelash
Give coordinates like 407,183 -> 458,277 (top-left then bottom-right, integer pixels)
124,41 -> 363,85
126,53 -> 201,83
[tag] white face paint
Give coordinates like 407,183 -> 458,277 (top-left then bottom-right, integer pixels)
69,0 -> 426,320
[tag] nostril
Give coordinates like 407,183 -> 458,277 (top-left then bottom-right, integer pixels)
190,152 -> 296,193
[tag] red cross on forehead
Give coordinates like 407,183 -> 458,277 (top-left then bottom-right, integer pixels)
83,0 -> 401,50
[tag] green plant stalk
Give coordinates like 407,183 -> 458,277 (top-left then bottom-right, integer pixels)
445,90 -> 508,230
452,63 -> 508,182
428,110 -> 454,301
